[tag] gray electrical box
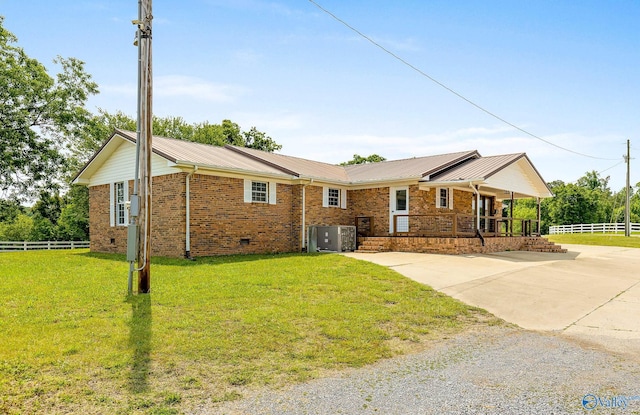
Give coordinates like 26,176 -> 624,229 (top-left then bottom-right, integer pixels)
308,225 -> 356,252
126,224 -> 138,261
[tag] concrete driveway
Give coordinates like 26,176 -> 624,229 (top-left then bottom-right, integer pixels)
344,244 -> 640,359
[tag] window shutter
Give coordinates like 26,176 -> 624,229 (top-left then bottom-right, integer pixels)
269,182 -> 277,205
244,179 -> 252,203
449,188 -> 454,210
340,189 -> 347,209
109,183 -> 115,227
322,187 -> 329,207
435,188 -> 441,209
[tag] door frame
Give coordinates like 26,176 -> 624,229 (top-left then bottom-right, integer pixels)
389,186 -> 409,233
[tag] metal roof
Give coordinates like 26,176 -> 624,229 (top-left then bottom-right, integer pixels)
344,150 -> 479,182
224,145 -> 350,182
116,130 -> 293,177
430,153 -> 525,181
74,130 -> 549,194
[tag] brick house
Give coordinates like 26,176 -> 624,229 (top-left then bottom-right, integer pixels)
73,129 -> 559,257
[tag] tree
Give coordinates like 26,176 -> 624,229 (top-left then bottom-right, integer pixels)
0,214 -> 34,241
68,111 -> 282,169
0,17 -> 98,200
57,186 -> 89,240
243,126 -> 282,152
340,154 -> 387,165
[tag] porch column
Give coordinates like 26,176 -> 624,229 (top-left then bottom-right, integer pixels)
510,192 -> 514,236
475,185 -> 481,231
537,197 -> 541,235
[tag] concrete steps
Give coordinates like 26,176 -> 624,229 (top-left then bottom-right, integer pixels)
521,237 -> 567,253
356,237 -> 392,253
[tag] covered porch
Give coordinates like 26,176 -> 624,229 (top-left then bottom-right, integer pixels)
352,153 -> 563,254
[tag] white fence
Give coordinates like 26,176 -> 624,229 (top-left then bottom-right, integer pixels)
0,241 -> 90,252
549,223 -> 640,234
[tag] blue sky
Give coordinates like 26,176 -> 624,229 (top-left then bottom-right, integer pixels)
1,0 -> 638,190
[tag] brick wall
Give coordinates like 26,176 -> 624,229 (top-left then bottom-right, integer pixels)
89,174 -> 483,257
347,186 -> 475,236
304,185 -> 352,226
349,187 -> 390,236
89,174 -> 186,257
89,183 -> 128,254
189,175 -> 298,256
152,173 -> 186,257
359,236 -> 530,255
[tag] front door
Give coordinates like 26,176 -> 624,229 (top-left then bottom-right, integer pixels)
389,186 -> 409,233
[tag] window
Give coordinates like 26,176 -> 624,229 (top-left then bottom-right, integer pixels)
436,187 -> 452,209
323,187 -> 347,209
110,181 -> 128,227
115,182 -> 126,225
328,188 -> 340,207
252,181 -> 268,203
244,180 -> 277,204
396,189 -> 407,211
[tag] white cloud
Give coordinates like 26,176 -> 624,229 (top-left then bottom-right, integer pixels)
154,75 -> 246,102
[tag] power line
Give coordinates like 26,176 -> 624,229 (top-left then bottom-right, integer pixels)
597,160 -> 625,175
308,0 -> 620,161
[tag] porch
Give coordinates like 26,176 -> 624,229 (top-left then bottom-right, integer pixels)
354,214 -> 566,255
355,213 -> 542,239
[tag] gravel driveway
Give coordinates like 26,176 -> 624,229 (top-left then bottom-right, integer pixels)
195,326 -> 640,414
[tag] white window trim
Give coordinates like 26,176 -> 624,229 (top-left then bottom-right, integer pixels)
244,179 -> 276,205
110,181 -> 129,227
436,187 -> 453,210
322,187 -> 347,209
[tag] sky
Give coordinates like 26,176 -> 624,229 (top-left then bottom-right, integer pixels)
1,0 -> 638,191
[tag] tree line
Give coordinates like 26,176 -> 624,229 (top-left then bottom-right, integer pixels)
513,171 -> 639,234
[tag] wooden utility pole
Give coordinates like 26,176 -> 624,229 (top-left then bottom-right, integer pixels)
625,139 -> 631,237
136,0 -> 153,293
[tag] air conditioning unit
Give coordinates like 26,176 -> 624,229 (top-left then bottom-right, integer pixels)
308,226 -> 356,252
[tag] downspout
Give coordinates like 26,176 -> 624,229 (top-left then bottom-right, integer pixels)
185,166 -> 198,259
301,178 -> 313,251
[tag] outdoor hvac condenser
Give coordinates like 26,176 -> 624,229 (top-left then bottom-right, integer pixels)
308,226 -> 356,252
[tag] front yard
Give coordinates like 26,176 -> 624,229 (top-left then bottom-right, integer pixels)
0,250 -> 494,415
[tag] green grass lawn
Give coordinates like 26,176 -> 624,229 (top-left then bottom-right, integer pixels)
547,233 -> 640,248
0,250 -> 494,415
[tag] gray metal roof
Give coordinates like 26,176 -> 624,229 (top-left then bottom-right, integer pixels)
116,130 -> 292,177
344,150 -> 479,182
430,153 -> 525,181
224,145 -> 350,182
77,130 -> 546,191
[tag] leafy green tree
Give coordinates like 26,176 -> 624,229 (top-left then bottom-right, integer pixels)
57,186 -> 89,240
68,112 -> 281,167
0,214 -> 34,241
0,199 -> 24,223
66,109 -> 137,175
340,154 -> 387,165
243,127 -> 282,152
0,17 -> 98,200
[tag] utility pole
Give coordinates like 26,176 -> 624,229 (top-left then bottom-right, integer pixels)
625,139 -> 631,237
135,0 -> 153,293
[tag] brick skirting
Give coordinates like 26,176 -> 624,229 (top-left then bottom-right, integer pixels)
356,236 -> 566,255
